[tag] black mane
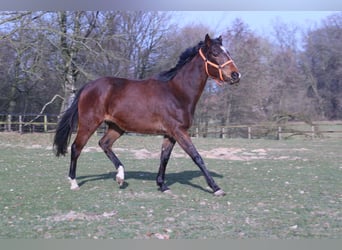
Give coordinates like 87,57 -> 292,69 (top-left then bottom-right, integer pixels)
157,41 -> 204,81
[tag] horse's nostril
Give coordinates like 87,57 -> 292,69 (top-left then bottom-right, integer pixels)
231,71 -> 240,80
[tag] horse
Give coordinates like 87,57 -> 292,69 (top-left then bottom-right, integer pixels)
53,34 -> 241,196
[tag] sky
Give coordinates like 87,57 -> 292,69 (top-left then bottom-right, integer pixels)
173,11 -> 339,35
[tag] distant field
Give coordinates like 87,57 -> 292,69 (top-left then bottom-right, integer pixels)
0,132 -> 341,239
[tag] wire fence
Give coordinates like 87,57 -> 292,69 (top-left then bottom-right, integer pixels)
1,113 -> 342,139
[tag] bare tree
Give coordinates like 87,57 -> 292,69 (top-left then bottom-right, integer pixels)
302,12 -> 342,119
107,11 -> 173,79
0,11 -> 176,115
221,19 -> 271,124
1,11 -> 341,127
54,11 -> 99,113
0,11 -> 52,114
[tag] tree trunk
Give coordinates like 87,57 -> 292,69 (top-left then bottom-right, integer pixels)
58,11 -> 80,113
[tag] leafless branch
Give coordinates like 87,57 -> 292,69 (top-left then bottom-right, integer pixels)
24,94 -> 64,125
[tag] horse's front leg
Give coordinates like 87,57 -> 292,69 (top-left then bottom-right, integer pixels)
156,136 -> 176,192
173,129 -> 225,196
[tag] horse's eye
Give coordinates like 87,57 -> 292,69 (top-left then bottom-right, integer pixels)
211,49 -> 220,57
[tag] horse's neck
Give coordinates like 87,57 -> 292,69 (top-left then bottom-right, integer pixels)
171,54 -> 208,105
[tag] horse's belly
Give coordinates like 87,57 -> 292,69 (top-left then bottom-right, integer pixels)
123,122 -> 167,135
105,113 -> 167,135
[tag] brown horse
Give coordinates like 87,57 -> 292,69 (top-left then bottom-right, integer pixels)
53,34 -> 240,196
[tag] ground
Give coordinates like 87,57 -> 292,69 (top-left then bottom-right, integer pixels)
0,133 -> 341,239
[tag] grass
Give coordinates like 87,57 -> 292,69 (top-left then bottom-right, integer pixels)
0,132 -> 341,239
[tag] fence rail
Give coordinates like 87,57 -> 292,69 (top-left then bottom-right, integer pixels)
1,114 -> 342,139
189,121 -> 342,139
0,114 -> 59,133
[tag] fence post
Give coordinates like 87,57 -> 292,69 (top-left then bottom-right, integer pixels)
19,115 -> 23,134
44,115 -> 48,132
278,126 -> 282,140
248,127 -> 251,139
7,114 -> 11,132
311,126 -> 315,139
221,127 -> 225,139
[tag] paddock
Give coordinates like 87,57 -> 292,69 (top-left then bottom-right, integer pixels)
0,133 -> 341,239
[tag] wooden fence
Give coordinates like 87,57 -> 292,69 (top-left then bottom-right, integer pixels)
1,114 -> 342,139
0,114 -> 59,133
189,121 -> 342,139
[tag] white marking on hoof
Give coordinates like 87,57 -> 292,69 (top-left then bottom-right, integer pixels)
116,165 -> 125,186
214,189 -> 226,196
68,177 -> 80,190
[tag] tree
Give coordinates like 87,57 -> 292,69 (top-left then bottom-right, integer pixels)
220,19 -> 271,124
302,12 -> 342,119
111,11 -> 173,79
0,11 -> 56,114
0,11 -> 176,115
267,20 -> 311,121
53,11 -> 99,113
1,11 -> 341,128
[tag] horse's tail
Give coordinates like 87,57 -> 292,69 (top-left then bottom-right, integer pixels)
53,89 -> 82,157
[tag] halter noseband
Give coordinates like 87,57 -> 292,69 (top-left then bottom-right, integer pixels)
199,48 -> 233,83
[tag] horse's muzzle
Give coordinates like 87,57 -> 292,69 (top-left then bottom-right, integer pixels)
230,71 -> 241,84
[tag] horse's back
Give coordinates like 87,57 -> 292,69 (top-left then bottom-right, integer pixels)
77,76 -> 171,134
79,76 -> 140,106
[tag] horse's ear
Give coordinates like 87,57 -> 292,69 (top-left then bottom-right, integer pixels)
218,35 -> 223,43
205,34 -> 211,47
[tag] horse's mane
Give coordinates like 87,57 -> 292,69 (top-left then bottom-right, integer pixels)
157,41 -> 204,81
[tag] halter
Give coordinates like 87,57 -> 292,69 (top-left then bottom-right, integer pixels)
199,48 -> 233,83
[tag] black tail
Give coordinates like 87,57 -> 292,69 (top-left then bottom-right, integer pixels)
53,91 -> 81,157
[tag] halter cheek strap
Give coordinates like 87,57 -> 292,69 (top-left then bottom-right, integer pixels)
199,48 -> 233,83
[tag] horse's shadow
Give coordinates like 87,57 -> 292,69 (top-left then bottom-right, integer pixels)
77,170 -> 224,193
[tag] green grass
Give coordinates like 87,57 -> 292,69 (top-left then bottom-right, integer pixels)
0,133 -> 341,239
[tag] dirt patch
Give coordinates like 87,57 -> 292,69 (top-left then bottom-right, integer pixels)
123,147 -> 266,161
133,149 -> 159,159
201,147 -> 248,161
200,147 -> 308,161
83,146 -> 102,153
46,210 -> 117,222
123,147 -> 293,161
80,146 -> 308,161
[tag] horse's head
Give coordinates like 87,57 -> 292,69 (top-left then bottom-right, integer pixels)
199,34 -> 241,85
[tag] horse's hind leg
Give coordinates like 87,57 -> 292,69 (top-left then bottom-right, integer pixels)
69,122 -> 101,190
99,122 -> 125,187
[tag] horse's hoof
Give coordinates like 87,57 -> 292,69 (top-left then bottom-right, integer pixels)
213,189 -> 226,196
116,176 -> 124,187
68,178 -> 80,190
70,185 -> 80,191
116,166 -> 125,187
159,185 -> 170,193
